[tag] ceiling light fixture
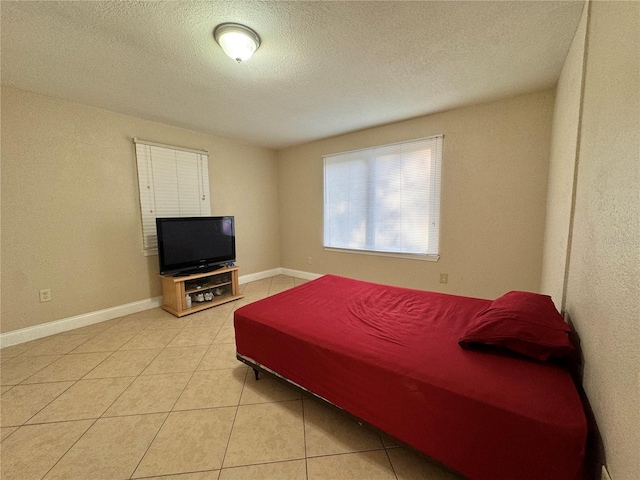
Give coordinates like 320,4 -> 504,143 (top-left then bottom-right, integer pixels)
213,23 -> 261,63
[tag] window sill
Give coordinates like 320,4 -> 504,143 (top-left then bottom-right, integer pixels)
324,247 -> 439,262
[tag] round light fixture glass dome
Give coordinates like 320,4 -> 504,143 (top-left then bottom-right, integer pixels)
213,23 -> 261,63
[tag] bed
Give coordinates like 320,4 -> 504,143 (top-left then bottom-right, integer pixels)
234,275 -> 587,480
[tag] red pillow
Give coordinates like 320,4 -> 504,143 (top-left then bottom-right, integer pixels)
459,291 -> 576,362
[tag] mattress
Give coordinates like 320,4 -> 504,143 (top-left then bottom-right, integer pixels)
234,275 -> 586,480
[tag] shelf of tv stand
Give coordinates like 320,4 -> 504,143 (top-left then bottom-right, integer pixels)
184,280 -> 232,295
159,266 -> 243,317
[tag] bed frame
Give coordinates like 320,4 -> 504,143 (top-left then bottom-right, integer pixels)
236,352 -> 464,476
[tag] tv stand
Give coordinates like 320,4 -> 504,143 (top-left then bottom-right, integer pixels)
173,264 -> 224,277
160,266 -> 243,317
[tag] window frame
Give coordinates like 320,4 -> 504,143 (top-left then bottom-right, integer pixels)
322,134 -> 443,262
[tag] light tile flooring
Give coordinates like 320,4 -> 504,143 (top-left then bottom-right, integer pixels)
0,275 -> 463,480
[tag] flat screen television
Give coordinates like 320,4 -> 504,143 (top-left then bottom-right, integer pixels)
156,216 -> 236,276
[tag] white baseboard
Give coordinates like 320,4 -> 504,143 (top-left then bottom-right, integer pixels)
238,268 -> 283,284
0,296 -> 162,349
1,267 -> 322,349
239,268 -> 323,283
280,268 -> 323,281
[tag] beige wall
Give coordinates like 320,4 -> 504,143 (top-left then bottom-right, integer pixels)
557,2 -> 639,479
278,90 -> 555,300
1,86 -> 280,334
540,1 -> 588,310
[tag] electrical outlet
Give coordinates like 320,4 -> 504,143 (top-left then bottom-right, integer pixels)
439,273 -> 448,284
39,288 -> 52,302
602,465 -> 612,480
307,256 -> 312,265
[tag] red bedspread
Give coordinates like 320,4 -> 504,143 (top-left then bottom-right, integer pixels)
234,275 -> 586,480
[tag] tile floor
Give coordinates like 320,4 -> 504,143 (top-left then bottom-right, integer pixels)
0,275 -> 463,480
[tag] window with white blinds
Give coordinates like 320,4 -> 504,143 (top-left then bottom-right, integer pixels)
134,140 -> 211,255
323,135 -> 442,259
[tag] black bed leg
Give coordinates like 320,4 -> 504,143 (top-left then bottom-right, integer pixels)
253,368 -> 260,381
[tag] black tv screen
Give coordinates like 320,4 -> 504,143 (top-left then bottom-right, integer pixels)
156,216 -> 236,275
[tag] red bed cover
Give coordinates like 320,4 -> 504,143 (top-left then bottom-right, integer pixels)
234,275 -> 586,480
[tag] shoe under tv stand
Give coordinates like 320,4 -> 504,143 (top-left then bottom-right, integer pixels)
160,266 -> 243,317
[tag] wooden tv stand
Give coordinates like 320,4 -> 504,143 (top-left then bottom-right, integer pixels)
159,266 -> 243,317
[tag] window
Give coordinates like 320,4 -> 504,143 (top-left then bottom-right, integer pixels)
134,139 -> 211,255
323,135 -> 442,260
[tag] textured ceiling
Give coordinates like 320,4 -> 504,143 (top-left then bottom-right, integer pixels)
1,1 -> 584,149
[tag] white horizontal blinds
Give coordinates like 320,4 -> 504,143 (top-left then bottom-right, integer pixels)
324,150 -> 369,250
324,135 -> 442,256
427,136 -> 443,255
135,142 -> 211,253
135,143 -> 157,250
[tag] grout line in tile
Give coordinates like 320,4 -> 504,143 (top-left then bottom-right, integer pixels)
39,417 -> 101,480
11,380 -> 77,427
301,389 -> 310,480
139,317 -> 190,334
129,334 -> 218,478
80,347 -> 165,381
217,458 -> 312,477
228,455 -> 310,471
0,427 -> 19,443
218,365 -> 249,469
90,350 -> 165,413
235,397 -> 304,407
21,378 -> 138,427
0,345 -> 37,358
4,417 -> 97,429
78,352 -> 123,380
12,355 -> 62,387
215,398 -> 307,471
68,331 -> 102,352
383,443 -> 400,480
96,402 -> 243,421
221,454 -> 309,472
131,467 -> 221,479
304,447 -> 388,460
2,355 -> 63,387
165,344 -> 211,413
125,404 -> 172,478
